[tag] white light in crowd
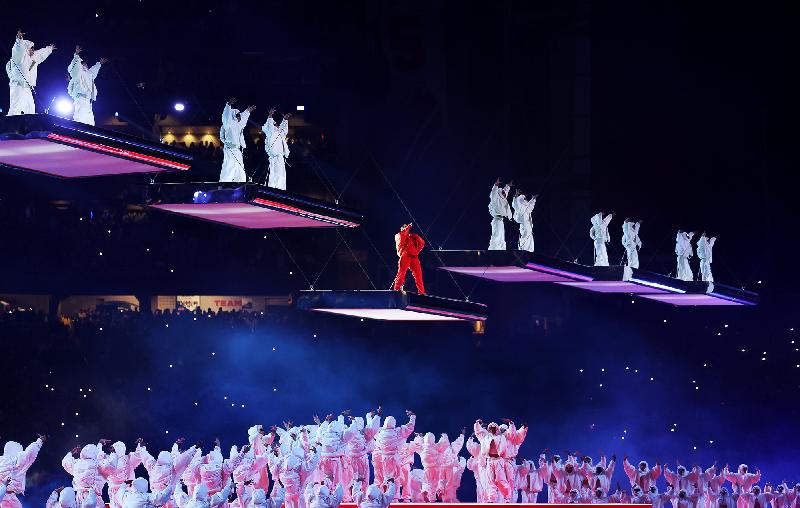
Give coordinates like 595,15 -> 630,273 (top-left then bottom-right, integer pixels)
147,387 -> 151,391
194,402 -> 198,406
61,422 -> 65,426
165,324 -> 169,328
76,434 -> 79,438
224,396 -> 227,400
114,112 -> 119,117
75,412 -> 79,416
99,327 -> 103,331
724,324 -> 729,328
55,98 -> 73,115
165,430 -> 169,434
241,404 -> 245,408
79,388 -> 83,392
174,103 -> 185,112
709,440 -> 714,444
95,13 -> 99,18
99,251 -> 103,256
599,384 -> 603,387
663,319 -> 667,323
693,446 -> 697,450
169,364 -> 173,368
83,394 -> 87,398
650,377 -> 654,381
296,105 -> 305,111
231,403 -> 234,407
621,436 -> 625,440
601,368 -> 604,372
273,388 -> 277,392
670,428 -> 675,432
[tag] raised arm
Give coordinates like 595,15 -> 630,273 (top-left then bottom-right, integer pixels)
32,45 -> 53,65
16,437 -> 43,470
210,478 -> 233,508
398,412 -> 416,439
68,52 -> 82,79
152,483 -> 175,507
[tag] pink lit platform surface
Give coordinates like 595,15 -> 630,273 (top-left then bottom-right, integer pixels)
434,250 -> 757,306
146,183 -> 363,230
295,290 -> 488,322
150,202 -> 344,229
0,114 -> 192,177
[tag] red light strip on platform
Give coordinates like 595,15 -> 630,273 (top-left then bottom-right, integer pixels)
46,133 -> 190,171
405,305 -> 487,321
251,197 -> 359,227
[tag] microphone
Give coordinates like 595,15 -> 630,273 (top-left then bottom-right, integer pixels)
45,96 -> 56,115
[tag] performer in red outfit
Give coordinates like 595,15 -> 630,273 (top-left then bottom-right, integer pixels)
392,223 -> 426,294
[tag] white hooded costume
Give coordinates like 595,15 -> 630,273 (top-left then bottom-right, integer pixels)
589,213 -> 613,266
113,477 -> 174,508
488,183 -> 512,250
219,103 -> 250,182
622,458 -> 661,492
174,479 -> 232,508
512,194 -> 537,252
697,234 -> 717,282
6,37 -> 53,115
353,480 -> 395,508
676,231 -> 695,281
140,445 -> 199,508
45,487 -> 97,508
105,441 -> 145,508
67,52 -> 103,125
622,220 -> 643,269
0,437 -> 44,508
62,443 -> 118,504
305,482 -> 344,508
343,415 -> 379,501
370,414 -> 416,490
315,416 -> 355,491
245,487 -> 285,508
262,116 -> 290,190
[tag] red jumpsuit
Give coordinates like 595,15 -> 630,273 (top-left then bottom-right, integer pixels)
392,226 -> 426,294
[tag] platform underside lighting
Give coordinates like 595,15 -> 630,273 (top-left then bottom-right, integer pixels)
295,290 -> 488,322
0,114 -> 192,178
146,183 -> 363,230
433,250 -> 757,306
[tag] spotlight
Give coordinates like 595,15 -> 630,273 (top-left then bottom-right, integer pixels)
174,102 -> 186,112
55,98 -> 73,116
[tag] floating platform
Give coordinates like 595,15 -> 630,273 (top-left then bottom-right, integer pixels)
294,290 -> 487,321
146,183 -> 362,229
0,114 -> 191,177
435,250 -> 757,306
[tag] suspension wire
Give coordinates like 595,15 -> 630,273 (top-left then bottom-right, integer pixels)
337,229 -> 377,290
360,226 -> 395,280
440,203 -> 470,250
304,152 -> 340,202
425,125 -> 501,239
310,233 -> 345,290
271,230 -> 313,289
371,156 -> 469,301
334,152 -> 370,203
549,220 -> 578,261
109,61 -> 153,131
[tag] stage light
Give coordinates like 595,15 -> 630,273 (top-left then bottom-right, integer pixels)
174,102 -> 186,112
55,98 -> 73,115
297,105 -> 305,111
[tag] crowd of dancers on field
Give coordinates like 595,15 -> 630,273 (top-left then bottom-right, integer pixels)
0,410 -> 794,508
488,180 -> 719,283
